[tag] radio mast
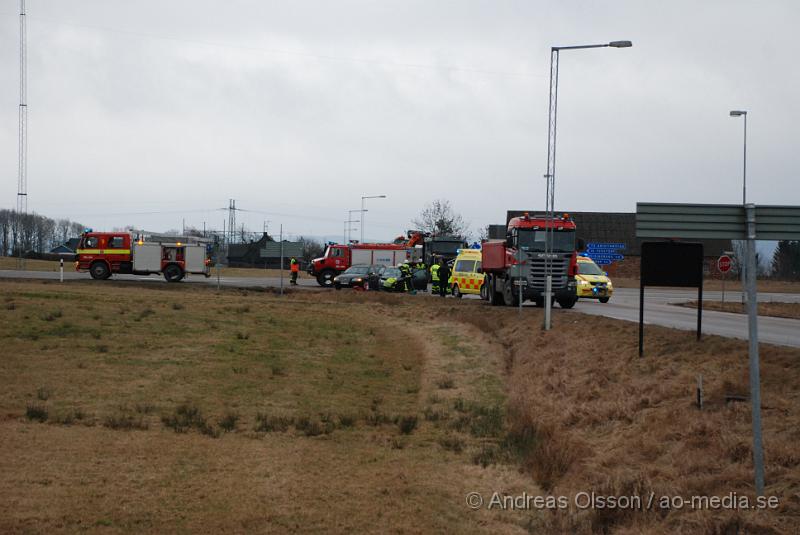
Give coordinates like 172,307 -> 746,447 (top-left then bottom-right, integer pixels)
15,0 -> 28,265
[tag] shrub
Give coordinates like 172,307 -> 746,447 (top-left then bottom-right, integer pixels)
26,403 -> 48,422
295,415 -> 323,437
104,412 -> 148,431
254,413 -> 293,433
338,414 -> 356,428
161,403 -> 206,433
397,415 -> 418,435
218,411 -> 239,432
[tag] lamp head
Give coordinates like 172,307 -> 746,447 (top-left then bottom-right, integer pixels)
730,110 -> 747,117
609,40 -> 633,48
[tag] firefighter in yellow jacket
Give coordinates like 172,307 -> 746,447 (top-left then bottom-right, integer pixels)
430,258 -> 440,294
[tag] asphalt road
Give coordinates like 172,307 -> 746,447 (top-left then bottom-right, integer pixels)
577,288 -> 800,349
2,269 -> 799,348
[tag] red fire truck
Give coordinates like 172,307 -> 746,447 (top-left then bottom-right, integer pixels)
482,213 -> 580,308
308,232 -> 425,287
76,231 -> 211,282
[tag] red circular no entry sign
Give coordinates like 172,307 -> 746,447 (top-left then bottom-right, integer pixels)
717,255 -> 732,273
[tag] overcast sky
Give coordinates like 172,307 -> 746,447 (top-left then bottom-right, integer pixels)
1,1 -> 798,242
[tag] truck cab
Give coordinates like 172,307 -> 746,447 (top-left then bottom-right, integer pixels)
309,244 -> 351,287
481,213 -> 579,308
76,232 -> 134,279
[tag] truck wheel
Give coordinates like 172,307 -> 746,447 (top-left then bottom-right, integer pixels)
317,270 -> 336,287
599,297 -> 610,304
503,280 -> 519,307
90,261 -> 110,280
487,276 -> 503,306
479,283 -> 487,300
558,297 -> 577,309
452,284 -> 462,298
163,264 -> 184,282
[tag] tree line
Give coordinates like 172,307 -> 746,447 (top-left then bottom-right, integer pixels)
0,209 -> 86,257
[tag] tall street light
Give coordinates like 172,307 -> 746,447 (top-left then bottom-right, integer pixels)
729,110 -> 748,204
730,110 -> 748,305
543,40 -> 632,331
347,209 -> 363,243
361,194 -> 386,243
343,221 -> 358,244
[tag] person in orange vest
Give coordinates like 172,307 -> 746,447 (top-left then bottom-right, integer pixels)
290,257 -> 300,285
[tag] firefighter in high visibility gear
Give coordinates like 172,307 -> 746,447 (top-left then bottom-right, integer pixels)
413,260 -> 426,291
430,259 -> 441,294
437,258 -> 451,297
290,257 -> 300,285
399,261 -> 413,293
383,273 -> 399,291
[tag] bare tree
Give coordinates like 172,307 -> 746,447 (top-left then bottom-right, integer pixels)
0,210 -> 11,256
299,236 -> 324,263
411,199 -> 469,238
0,210 -> 85,256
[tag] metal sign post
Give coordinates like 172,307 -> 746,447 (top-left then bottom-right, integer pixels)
744,205 -> 764,496
59,258 -> 64,283
718,254 -> 732,304
215,240 -> 221,291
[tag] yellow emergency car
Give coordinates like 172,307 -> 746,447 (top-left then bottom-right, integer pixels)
449,248 -> 484,298
575,256 -> 613,303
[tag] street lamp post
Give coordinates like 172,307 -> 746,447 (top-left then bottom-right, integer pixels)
343,221 -> 358,244
730,110 -> 748,204
348,209 -> 363,243
730,110 -> 748,304
361,195 -> 386,243
543,40 -> 632,330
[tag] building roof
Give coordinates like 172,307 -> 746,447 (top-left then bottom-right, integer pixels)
49,238 -> 81,254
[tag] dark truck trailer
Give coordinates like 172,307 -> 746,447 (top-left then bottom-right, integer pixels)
422,236 -> 465,267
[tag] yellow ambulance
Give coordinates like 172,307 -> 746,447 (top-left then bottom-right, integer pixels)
449,248 -> 484,298
575,256 -> 613,303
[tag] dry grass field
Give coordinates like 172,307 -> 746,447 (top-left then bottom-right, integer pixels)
680,300 -> 800,320
1,279 -> 798,533
0,280 -> 531,534
0,257 -> 66,272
